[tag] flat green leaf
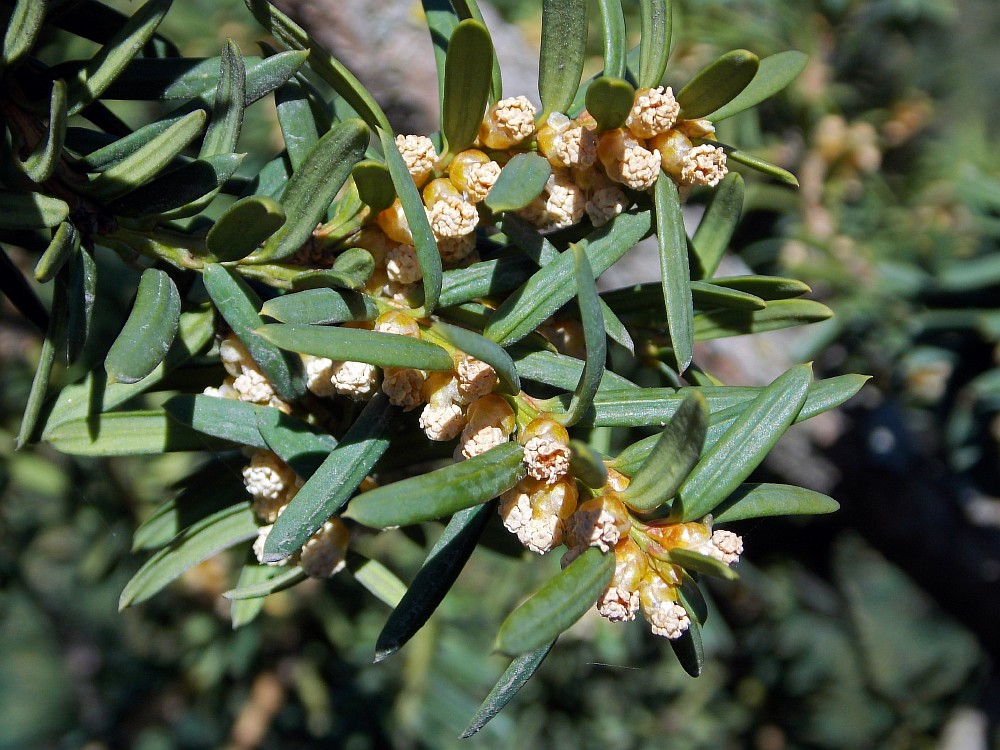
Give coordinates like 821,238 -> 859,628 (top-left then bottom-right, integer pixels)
509,347 -> 637,392
430,322 -> 520,394
225,566 -> 305,600
291,249 -> 374,291
163,395 -> 272,449
263,395 -> 397,562
230,563 -> 300,628
133,457 -> 248,551
637,0 -> 671,88
76,53 -> 303,167
495,214 -> 560,265
437,301 -> 494,331
104,269 -> 181,384
41,308 -> 214,431
690,172 -> 743,279
352,160 -> 395,214
678,573 -> 708,624
119,501 -> 257,609
670,589 -> 705,677
601,282 -> 667,320
272,46 -> 336,116
655,174 -> 693,372
84,110 -> 206,203
439,253 -> 536,308
545,387 -> 682,428
107,153 -> 244,218
442,20 -> 493,156
450,0 -> 502,103
275,78 -> 318,171
0,192 -> 70,229
673,363 -> 812,522
599,298 -> 635,353
207,196 -> 286,262
201,40 -> 246,159
568,440 -> 608,489
378,127 -> 442,312
35,222 -> 79,283
482,153 -> 551,214
690,280 -> 764,310
495,546 -> 613,656
45,410 -> 234,456
586,76 -> 635,133
98,55 -> 248,100
717,143 -> 798,186
712,483 -> 840,523
597,0 -> 627,79
257,323 -> 453,371
708,51 -> 808,122
243,0 -> 390,131
319,181 -> 366,242
461,639 -> 556,738
693,299 -> 833,340
202,263 -> 305,401
621,392 -> 707,511
64,247 -> 96,364
20,81 -> 68,183
539,0 -> 588,117
608,374 -> 868,474
42,309 -> 214,432
236,260 -> 346,291
255,408 -> 337,479
70,118 -> 178,171
375,502 -> 494,662
485,208 -> 653,346
66,0 -> 174,115
16,288 -> 63,448
707,275 -> 809,300
677,49 -> 759,120
668,547 -> 738,580
260,288 -> 377,325
422,0 -> 459,108
252,118 -> 370,262
557,245 -> 606,427
349,554 -> 407,608
2,0 -> 45,70
345,442 -> 524,528
97,51 -> 306,103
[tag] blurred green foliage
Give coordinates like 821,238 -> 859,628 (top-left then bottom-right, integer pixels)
2,0 -> 999,748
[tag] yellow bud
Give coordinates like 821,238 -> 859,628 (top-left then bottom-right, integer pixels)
676,118 -> 716,140
374,309 -> 421,338
422,177 -> 462,207
613,537 -> 648,592
596,128 -> 630,175
421,370 -> 461,405
644,520 -> 711,551
479,95 -> 537,150
519,417 -> 569,447
376,199 -> 413,245
648,129 -> 692,178
465,393 -> 516,434
533,477 -> 579,520
605,467 -> 630,492
449,149 -> 490,193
